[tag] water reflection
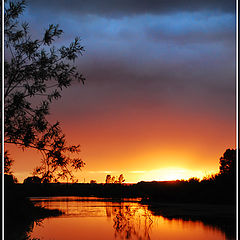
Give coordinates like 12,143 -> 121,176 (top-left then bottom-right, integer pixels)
28,197 -> 233,240
112,205 -> 153,240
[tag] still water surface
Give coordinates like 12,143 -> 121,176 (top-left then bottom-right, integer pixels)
29,197 -> 227,240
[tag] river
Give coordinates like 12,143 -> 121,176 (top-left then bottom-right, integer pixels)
28,196 -> 233,240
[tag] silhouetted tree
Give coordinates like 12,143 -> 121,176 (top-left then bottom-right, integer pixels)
23,176 -> 42,184
4,150 -> 14,174
188,177 -> 200,183
112,176 -> 116,183
3,0 -> 85,182
219,149 -> 236,177
105,174 -> 126,184
5,173 -> 18,184
106,174 -> 112,184
118,174 -> 125,184
90,180 -> 97,184
201,174 -> 216,183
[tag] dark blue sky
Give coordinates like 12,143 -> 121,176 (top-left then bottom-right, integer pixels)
23,0 -> 235,113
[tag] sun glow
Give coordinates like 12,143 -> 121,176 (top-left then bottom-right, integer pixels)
72,167 -> 219,184
138,168 -> 217,182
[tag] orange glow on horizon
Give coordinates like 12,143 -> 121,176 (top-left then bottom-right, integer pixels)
7,94 -> 235,184
71,167 -> 218,184
134,167 -> 218,182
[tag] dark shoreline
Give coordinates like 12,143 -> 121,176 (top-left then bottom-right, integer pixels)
4,174 -> 236,240
5,193 -> 63,240
145,201 -> 236,240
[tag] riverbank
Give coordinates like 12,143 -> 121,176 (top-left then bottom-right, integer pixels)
4,174 -> 236,239
5,195 -> 63,240
142,201 -> 236,240
4,176 -> 63,240
141,201 -> 235,220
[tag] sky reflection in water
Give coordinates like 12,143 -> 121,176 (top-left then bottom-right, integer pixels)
30,197 -> 227,240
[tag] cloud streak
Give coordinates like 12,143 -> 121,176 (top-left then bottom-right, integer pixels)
29,0 -> 235,18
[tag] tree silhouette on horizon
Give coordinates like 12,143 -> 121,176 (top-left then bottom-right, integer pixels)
219,148 -> 236,177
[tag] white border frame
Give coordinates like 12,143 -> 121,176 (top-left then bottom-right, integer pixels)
1,1 -> 239,240
1,0 -> 5,239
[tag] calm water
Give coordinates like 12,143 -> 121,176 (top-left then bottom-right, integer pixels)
29,197 -> 230,240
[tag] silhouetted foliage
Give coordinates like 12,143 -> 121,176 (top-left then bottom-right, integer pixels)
201,174 -> 217,183
188,177 -> 200,183
118,174 -> 125,184
219,149 -> 236,177
106,174 -> 112,184
3,0 -> 85,182
3,150 -> 14,174
4,173 -> 18,184
23,176 -> 42,184
105,174 -> 125,184
90,180 -> 97,184
111,176 -> 116,183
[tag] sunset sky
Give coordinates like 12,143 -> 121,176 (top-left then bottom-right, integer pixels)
8,0 -> 236,183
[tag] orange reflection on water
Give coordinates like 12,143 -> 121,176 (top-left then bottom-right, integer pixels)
30,197 -> 227,240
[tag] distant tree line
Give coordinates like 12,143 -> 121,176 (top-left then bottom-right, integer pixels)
11,149 -> 235,205
105,174 -> 125,184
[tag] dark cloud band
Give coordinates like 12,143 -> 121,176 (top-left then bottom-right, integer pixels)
28,0 -> 235,17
